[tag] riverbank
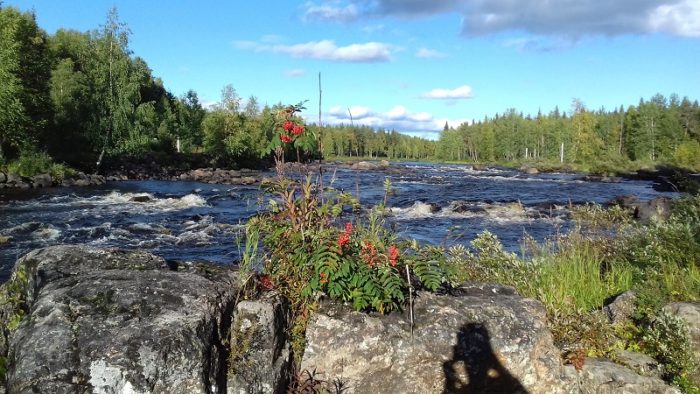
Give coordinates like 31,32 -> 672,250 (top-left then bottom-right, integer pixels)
2,152 -> 698,195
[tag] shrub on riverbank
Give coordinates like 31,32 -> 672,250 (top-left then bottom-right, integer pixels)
4,151 -> 75,182
448,198 -> 699,391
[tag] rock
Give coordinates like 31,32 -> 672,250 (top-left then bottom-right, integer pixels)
635,197 -> 672,223
74,178 -> 91,187
604,291 -> 637,325
0,172 -> 6,183
89,174 -> 106,185
240,176 -> 257,185
350,161 -> 376,170
448,200 -> 487,214
6,173 -> 21,184
612,349 -> 663,378
301,283 -> 565,393
564,358 -> 680,393
192,168 -> 213,181
350,161 -> 389,171
607,195 -> 639,209
662,302 -> 700,385
227,293 -> 292,394
32,174 -> 53,187
520,165 -> 539,175
0,245 -> 238,393
130,194 -> 152,203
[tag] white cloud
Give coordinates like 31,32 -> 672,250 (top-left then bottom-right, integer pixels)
421,85 -> 473,100
319,104 -> 470,137
415,47 -> 448,58
302,1 -> 358,22
234,39 -> 393,63
648,0 -> 700,37
300,0 -> 700,39
285,69 -> 306,77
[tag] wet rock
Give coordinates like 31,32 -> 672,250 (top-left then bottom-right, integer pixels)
662,302 -> 700,385
301,283 -> 565,393
634,197 -> 672,223
0,245 -> 238,393
448,200 -> 487,214
227,293 -> 292,394
564,358 -> 680,393
130,195 -> 152,203
472,164 -> 487,171
604,291 -> 637,325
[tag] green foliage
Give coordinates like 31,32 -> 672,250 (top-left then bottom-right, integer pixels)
527,235 -> 633,314
7,150 -> 75,180
247,174 -> 453,360
642,311 -> 699,388
444,199 -> 700,390
435,93 -> 700,173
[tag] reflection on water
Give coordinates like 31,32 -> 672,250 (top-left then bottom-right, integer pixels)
0,163 -> 676,282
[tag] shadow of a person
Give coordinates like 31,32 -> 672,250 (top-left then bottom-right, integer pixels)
443,322 -> 528,393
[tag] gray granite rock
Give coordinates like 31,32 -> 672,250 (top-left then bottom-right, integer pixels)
604,291 -> 637,325
0,245 -> 238,394
227,293 -> 292,394
301,283 -> 565,393
31,173 -> 52,188
564,358 -> 680,394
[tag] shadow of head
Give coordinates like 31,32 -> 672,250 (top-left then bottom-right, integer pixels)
443,322 -> 528,394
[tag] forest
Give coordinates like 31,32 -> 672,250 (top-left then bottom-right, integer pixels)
2,5 -> 700,174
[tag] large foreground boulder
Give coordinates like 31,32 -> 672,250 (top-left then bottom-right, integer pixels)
0,245 -> 238,394
301,283 -> 565,393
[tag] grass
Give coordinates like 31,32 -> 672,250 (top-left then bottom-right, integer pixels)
526,237 -> 633,314
449,197 -> 700,391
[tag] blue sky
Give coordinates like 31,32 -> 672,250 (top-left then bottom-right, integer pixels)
7,0 -> 700,139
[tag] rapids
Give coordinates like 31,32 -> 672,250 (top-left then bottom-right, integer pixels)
0,163 -> 676,282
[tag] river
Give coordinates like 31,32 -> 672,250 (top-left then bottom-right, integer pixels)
0,163 -> 676,282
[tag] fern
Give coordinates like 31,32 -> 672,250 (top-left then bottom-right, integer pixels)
411,259 -> 445,292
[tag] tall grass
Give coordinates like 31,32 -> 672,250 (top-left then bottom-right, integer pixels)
526,237 -> 633,314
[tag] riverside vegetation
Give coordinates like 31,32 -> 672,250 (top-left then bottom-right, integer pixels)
231,106 -> 700,393
2,3 -> 699,392
3,4 -> 700,182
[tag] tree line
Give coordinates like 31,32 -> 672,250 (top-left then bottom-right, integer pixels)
2,4 -> 700,173
437,95 -> 700,170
